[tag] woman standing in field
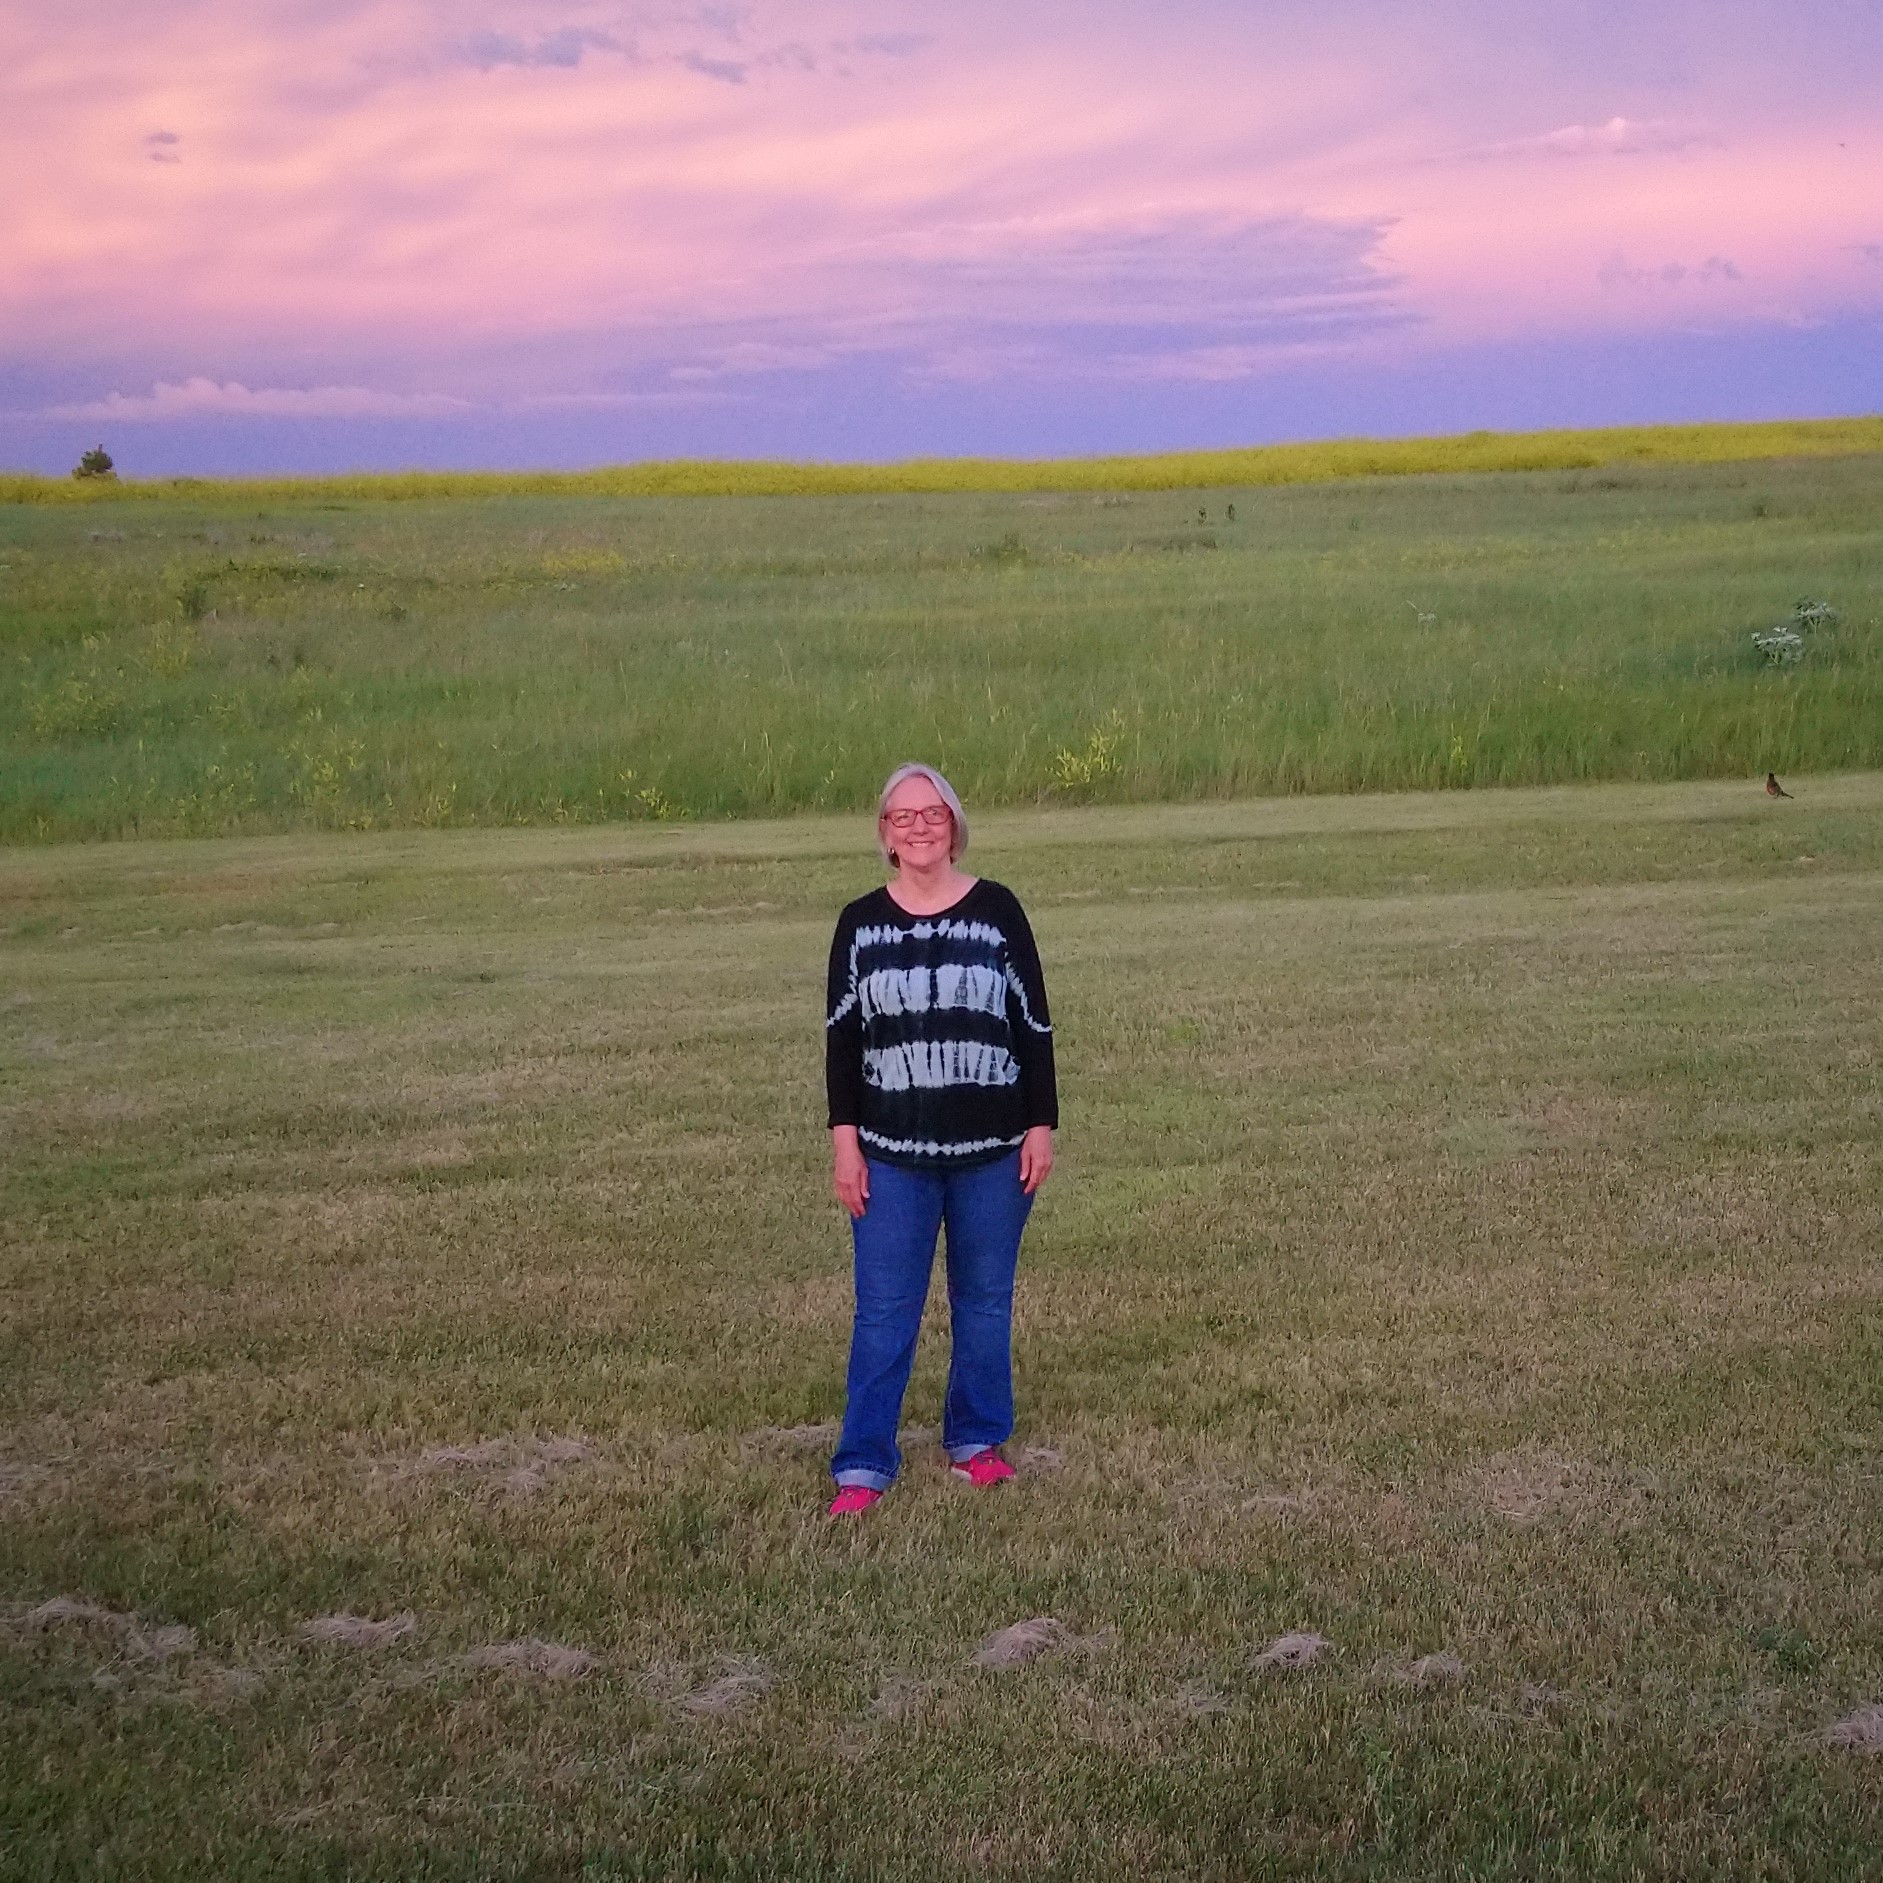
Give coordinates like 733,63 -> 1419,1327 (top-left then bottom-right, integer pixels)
823,764 -> 1058,1517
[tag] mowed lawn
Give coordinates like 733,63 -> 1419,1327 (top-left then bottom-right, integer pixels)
3,777 -> 1881,1879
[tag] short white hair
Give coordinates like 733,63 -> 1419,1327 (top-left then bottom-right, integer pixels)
876,762 -> 968,865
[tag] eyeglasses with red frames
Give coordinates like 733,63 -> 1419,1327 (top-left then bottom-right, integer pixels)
883,805 -> 953,829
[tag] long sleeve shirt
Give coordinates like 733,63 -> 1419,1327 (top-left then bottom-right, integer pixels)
825,879 -> 1057,1170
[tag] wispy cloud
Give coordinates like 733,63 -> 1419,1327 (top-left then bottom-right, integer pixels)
679,50 -> 748,84
1456,116 -> 1722,162
861,213 -> 1401,332
435,13 -> 917,86
453,27 -> 619,71
1598,254 -> 1744,291
670,342 -> 843,380
512,387 -> 733,410
43,379 -> 474,422
834,32 -> 927,59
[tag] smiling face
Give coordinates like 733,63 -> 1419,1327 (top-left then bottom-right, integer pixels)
880,771 -> 955,870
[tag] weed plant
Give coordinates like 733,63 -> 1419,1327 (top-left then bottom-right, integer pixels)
2,450 -> 1880,840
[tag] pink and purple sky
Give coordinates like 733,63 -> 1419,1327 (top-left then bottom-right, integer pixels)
5,1 -> 1881,474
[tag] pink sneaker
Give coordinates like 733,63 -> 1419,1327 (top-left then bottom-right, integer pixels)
949,1447 -> 1016,1488
828,1485 -> 883,1517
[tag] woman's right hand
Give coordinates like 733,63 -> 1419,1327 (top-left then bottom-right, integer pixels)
831,1126 -> 870,1218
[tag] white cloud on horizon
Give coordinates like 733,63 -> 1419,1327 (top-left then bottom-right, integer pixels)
669,342 -> 845,380
26,378 -> 751,424
512,387 -> 736,409
42,378 -> 475,422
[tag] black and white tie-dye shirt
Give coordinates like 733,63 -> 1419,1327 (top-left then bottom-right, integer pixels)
825,879 -> 1058,1170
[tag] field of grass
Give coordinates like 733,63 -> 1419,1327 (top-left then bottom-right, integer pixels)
3,777 -> 1881,1878
4,448 -> 1880,842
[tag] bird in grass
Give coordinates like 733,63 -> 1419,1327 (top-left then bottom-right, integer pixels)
1766,772 -> 1793,799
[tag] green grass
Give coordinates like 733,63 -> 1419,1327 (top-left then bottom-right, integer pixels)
8,417 -> 1883,506
3,448 -> 1881,841
3,777 -> 1882,1878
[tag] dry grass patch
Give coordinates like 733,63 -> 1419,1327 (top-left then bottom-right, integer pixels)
1170,1679 -> 1232,1718
970,1618 -> 1111,1671
460,1638 -> 598,1680
674,1656 -> 776,1717
740,1421 -> 839,1455
1376,1649 -> 1469,1690
835,1674 -> 931,1759
188,1664 -> 267,1706
1825,1705 -> 1883,1752
296,1611 -> 418,1649
867,1674 -> 930,1724
1253,1631 -> 1334,1673
1475,1452 -> 1583,1525
6,1596 -> 197,1664
0,1461 -> 52,1501
379,1433 -> 602,1500
972,1618 -> 1074,1670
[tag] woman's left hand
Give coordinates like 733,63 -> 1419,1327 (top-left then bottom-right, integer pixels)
1019,1125 -> 1055,1195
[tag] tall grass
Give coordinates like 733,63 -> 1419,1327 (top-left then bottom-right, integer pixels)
5,416 -> 1882,507
2,452 -> 1879,841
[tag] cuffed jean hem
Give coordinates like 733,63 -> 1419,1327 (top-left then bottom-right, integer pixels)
833,1148 -> 1031,1492
946,1441 -> 1002,1463
833,1467 -> 894,1491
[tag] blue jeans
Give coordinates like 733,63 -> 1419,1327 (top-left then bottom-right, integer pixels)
832,1150 -> 1034,1490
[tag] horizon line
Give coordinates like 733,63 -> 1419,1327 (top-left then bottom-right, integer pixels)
8,414 -> 1882,505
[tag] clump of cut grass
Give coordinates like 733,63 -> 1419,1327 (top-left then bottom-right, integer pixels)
1377,1649 -> 1468,1689
741,1421 -> 840,1454
676,1657 -> 776,1715
1252,1631 -> 1333,1673
461,1638 -> 598,1680
1171,1680 -> 1232,1717
7,1597 -> 197,1663
1826,1705 -> 1883,1752
972,1618 -> 1074,1669
296,1613 -> 418,1649
382,1432 -> 601,1499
